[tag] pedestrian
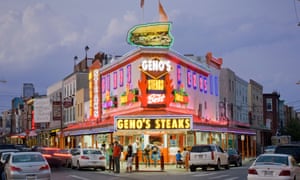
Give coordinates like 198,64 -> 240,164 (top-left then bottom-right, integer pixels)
151,146 -> 160,167
182,147 -> 189,168
176,150 -> 183,168
107,143 -> 114,172
143,144 -> 151,167
132,140 -> 137,160
113,141 -> 122,173
126,144 -> 133,173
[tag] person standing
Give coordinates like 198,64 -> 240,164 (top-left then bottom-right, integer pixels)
107,143 -> 114,172
176,150 -> 183,168
182,147 -> 189,168
132,140 -> 137,160
113,141 -> 121,173
151,146 -> 159,167
143,144 -> 151,167
126,144 -> 133,173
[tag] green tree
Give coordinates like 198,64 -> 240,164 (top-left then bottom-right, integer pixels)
283,118 -> 300,141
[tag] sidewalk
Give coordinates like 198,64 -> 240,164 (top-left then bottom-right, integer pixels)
114,157 -> 255,173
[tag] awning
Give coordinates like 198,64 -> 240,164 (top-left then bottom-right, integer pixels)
63,126 -> 114,136
193,124 -> 256,135
28,130 -> 37,137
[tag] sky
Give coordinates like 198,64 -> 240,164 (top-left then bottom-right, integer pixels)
0,0 -> 300,112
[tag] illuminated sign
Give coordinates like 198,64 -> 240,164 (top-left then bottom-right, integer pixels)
115,115 -> 192,130
140,58 -> 171,79
127,22 -> 174,48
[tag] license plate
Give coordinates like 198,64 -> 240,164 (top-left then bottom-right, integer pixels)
264,171 -> 273,176
26,175 -> 36,180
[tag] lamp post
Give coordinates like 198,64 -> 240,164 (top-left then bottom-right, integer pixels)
73,56 -> 78,72
85,46 -> 89,60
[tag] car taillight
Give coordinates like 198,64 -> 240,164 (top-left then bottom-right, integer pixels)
248,168 -> 258,175
211,151 -> 214,160
42,154 -> 52,158
39,164 -> 50,171
80,156 -> 89,160
99,156 -> 105,160
279,170 -> 291,176
10,166 -> 22,172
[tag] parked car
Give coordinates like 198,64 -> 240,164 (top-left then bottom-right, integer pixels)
71,148 -> 106,171
274,144 -> 300,163
3,151 -> 51,180
264,145 -> 277,154
188,144 -> 230,172
247,153 -> 300,180
227,148 -> 242,167
53,149 -> 73,168
0,151 -> 19,180
0,144 -> 17,150
38,147 -> 64,168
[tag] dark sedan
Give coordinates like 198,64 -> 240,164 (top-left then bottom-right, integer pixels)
227,148 -> 242,167
38,147 -> 64,168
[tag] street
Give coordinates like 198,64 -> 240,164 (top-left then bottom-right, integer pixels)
51,164 -> 250,180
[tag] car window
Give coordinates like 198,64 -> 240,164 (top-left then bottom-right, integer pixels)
191,146 -> 212,153
256,155 -> 288,165
83,150 -> 101,155
12,154 -> 44,163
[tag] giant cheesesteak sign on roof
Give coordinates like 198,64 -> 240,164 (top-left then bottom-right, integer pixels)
127,22 -> 174,48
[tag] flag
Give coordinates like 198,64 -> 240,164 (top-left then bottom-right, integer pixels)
158,0 -> 168,22
140,0 -> 144,8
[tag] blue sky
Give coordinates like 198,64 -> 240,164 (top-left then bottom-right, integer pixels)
0,0 -> 300,112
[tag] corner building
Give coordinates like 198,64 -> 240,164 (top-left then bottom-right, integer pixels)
70,22 -> 256,164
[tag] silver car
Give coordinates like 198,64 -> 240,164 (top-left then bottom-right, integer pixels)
3,152 -> 51,180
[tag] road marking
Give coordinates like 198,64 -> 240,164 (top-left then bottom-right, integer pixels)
208,174 -> 230,179
192,172 -> 218,177
224,177 -> 239,180
68,175 -> 90,180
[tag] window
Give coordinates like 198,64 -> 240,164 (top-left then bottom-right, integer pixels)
266,98 -> 272,111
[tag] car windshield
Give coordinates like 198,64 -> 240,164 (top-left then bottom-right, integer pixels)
83,150 -> 101,155
227,149 -> 237,155
191,145 -> 213,153
12,154 -> 45,163
2,154 -> 10,161
256,155 -> 288,165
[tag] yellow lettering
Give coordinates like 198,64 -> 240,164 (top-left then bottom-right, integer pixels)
155,120 -> 160,129
147,80 -> 164,90
185,119 -> 190,129
117,120 -> 123,129
172,119 -> 177,128
145,119 -> 151,129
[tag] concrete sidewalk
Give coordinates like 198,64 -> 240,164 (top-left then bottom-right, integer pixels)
115,157 -> 255,173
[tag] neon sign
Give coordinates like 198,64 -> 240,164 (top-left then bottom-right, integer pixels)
127,22 -> 174,48
115,115 -> 192,130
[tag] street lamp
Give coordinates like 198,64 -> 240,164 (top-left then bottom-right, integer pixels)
296,80 -> 300,85
85,46 -> 89,60
73,56 -> 78,72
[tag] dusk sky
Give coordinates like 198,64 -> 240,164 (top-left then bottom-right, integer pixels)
0,0 -> 300,112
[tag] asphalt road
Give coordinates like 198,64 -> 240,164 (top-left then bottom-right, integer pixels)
51,164 -> 250,180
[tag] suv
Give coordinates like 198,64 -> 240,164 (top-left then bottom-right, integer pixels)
274,144 -> 300,163
189,144 -> 229,171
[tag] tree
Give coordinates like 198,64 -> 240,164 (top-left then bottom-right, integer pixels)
283,118 -> 300,141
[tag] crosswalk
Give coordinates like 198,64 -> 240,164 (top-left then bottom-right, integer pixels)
191,172 -> 240,180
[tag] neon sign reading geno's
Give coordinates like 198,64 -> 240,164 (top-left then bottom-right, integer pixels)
116,117 -> 191,130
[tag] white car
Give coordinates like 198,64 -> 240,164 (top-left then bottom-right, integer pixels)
247,153 -> 300,180
189,144 -> 229,171
71,148 -> 106,171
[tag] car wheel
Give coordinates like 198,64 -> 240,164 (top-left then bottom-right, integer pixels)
77,161 -> 81,170
100,167 -> 105,171
215,159 -> 221,170
234,161 -> 238,167
202,167 -> 207,171
71,161 -> 75,169
190,165 -> 196,172
239,159 -> 242,166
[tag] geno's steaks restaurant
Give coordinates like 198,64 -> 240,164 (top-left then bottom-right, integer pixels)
63,21 -> 256,163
